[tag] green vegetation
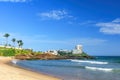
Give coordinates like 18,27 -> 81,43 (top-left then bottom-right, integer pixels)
58,50 -> 88,56
0,47 -> 42,57
0,47 -> 15,56
58,51 -> 72,56
57,50 -> 93,59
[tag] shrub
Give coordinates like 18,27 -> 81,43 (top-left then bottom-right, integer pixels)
0,48 -> 15,56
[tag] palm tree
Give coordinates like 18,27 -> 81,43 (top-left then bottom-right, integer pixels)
17,40 -> 23,49
11,38 -> 16,48
20,42 -> 23,48
17,40 -> 20,48
3,33 -> 10,47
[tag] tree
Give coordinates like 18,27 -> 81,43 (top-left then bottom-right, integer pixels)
20,42 -> 23,48
3,33 -> 10,47
17,40 -> 20,48
11,38 -> 16,48
17,40 -> 23,49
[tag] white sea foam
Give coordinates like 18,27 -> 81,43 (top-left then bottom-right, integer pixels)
70,60 -> 108,64
85,66 -> 113,72
11,59 -> 18,64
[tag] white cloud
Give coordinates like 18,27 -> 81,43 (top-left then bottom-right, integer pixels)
96,18 -> 120,34
112,18 -> 120,23
38,10 -> 73,20
0,0 -> 30,2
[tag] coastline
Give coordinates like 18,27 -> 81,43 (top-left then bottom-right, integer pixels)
0,56 -> 61,80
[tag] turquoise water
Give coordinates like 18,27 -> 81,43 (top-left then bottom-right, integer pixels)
13,56 -> 120,80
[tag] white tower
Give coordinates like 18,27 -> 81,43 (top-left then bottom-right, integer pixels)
75,45 -> 82,50
72,45 -> 83,54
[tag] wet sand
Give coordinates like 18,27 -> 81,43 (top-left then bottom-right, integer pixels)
0,57 -> 61,80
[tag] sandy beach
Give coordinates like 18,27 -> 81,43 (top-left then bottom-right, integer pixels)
0,57 -> 60,80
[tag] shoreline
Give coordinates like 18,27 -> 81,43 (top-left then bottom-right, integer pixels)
0,56 -> 61,80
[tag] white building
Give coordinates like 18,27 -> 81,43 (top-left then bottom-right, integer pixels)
58,49 -> 71,53
72,45 -> 83,54
75,45 -> 82,50
46,50 -> 58,55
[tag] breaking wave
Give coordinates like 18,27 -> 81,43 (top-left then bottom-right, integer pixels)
70,60 -> 108,64
85,66 -> 113,72
11,59 -> 18,64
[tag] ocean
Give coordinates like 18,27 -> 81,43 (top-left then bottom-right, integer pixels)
12,56 -> 120,80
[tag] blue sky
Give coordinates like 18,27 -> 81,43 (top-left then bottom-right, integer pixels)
0,0 -> 120,56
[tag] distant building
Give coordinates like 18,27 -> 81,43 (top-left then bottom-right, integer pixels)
72,45 -> 83,54
45,45 -> 83,55
58,49 -> 71,53
75,45 -> 82,50
46,50 -> 58,55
